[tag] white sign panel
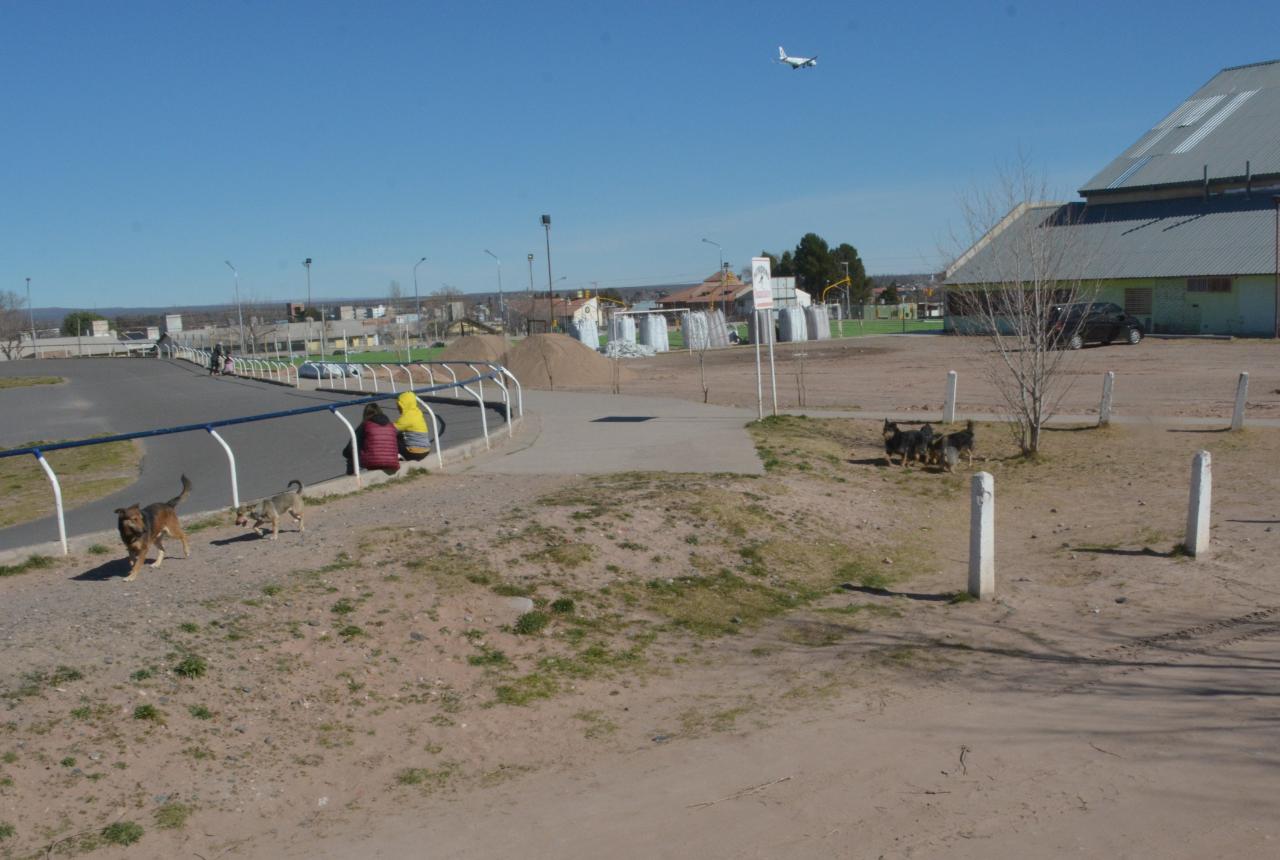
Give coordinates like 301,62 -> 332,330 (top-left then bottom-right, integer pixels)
751,257 -> 774,310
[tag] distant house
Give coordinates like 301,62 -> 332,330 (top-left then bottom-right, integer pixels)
656,270 -> 745,312
947,60 -> 1280,337
509,295 -> 600,332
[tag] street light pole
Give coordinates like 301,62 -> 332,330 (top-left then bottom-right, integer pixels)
483,249 -> 504,331
702,237 -> 724,316
413,256 -> 427,341
25,277 -> 36,359
542,215 -> 554,332
303,258 -> 313,358
225,260 -> 245,353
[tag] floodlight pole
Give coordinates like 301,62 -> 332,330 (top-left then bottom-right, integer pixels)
303,258 -> 313,358
527,253 -> 535,297
25,277 -> 36,359
542,215 -> 554,331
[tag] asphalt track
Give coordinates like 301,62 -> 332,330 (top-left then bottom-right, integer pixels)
0,358 -> 495,552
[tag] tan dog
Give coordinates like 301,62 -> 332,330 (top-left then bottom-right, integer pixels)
115,475 -> 192,581
234,479 -> 305,540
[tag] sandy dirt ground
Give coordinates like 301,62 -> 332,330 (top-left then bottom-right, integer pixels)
1,401 -> 1278,858
597,334 -> 1280,420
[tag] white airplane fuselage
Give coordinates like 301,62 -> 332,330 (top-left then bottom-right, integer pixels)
778,46 -> 816,69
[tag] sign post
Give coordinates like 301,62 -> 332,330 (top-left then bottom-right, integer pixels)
751,257 -> 775,420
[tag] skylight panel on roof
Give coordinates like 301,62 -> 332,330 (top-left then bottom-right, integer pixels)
1175,95 -> 1226,126
1107,155 -> 1153,188
1171,90 -> 1258,153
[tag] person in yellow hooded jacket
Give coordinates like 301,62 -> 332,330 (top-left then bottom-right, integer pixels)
394,391 -> 437,461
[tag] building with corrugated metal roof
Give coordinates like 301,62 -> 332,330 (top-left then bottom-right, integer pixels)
946,60 -> 1280,337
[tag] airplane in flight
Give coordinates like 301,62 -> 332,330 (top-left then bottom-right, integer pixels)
777,46 -> 817,69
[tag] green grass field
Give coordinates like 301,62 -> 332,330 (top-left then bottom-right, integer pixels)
830,318 -> 944,337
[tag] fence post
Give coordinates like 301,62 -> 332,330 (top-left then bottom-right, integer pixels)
1230,372 -> 1249,431
331,407 -> 361,487
1099,371 -> 1115,426
34,452 -> 69,556
1185,450 -> 1212,557
943,370 -> 958,423
968,471 -> 995,599
206,428 -> 240,509
414,395 -> 447,470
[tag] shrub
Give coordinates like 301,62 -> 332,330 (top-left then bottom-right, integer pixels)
513,611 -> 549,635
101,821 -> 144,846
173,655 -> 207,679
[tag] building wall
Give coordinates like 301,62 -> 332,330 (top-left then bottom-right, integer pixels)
945,277 -> 1277,337
1094,276 -> 1276,336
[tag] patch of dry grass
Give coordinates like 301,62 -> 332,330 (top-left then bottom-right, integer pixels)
0,439 -> 141,529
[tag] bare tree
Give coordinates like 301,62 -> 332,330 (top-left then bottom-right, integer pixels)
0,290 -> 29,359
947,157 -> 1097,455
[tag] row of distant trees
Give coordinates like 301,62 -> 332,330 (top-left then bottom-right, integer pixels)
754,233 -> 873,305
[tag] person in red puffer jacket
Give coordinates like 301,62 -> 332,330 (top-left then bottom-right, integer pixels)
343,403 -> 401,475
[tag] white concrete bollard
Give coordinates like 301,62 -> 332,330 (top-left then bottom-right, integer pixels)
1099,371 -> 1115,426
968,471 -> 995,599
1230,372 -> 1249,431
943,370 -> 958,424
1184,450 -> 1212,557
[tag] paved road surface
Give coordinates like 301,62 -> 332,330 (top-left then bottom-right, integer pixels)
0,358 -> 496,551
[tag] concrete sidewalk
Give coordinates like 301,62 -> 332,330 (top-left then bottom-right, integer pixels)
467,390 -> 763,475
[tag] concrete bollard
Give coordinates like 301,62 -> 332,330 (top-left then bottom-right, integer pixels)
1184,450 -> 1212,557
1230,372 -> 1249,431
943,370 -> 958,423
1099,371 -> 1115,426
968,471 -> 995,599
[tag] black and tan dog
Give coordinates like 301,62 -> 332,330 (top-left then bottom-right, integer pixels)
925,420 -> 977,472
234,479 -> 305,540
882,419 -> 934,467
115,475 -> 192,581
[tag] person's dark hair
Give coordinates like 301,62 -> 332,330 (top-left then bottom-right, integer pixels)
362,403 -> 384,421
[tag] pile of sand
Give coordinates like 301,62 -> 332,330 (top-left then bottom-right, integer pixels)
504,333 -> 633,389
439,334 -> 510,364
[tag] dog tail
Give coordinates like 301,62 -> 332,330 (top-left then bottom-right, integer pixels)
288,479 -> 304,494
168,474 -> 192,508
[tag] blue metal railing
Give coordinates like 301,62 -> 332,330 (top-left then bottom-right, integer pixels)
1,371 -> 511,556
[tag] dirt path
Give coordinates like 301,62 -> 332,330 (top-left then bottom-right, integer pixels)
1,411 -> 1278,859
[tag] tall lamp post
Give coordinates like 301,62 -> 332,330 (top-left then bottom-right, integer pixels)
224,260 -> 246,353
25,277 -> 36,360
413,256 -> 427,341
701,237 -> 724,316
483,249 -> 504,331
542,215 -> 554,331
303,258 -> 313,358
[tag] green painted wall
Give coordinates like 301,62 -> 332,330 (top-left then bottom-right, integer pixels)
1094,276 -> 1276,336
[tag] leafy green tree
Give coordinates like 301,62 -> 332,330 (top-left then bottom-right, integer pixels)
880,283 -> 900,304
791,233 -> 842,297
832,243 -> 871,303
61,311 -> 106,337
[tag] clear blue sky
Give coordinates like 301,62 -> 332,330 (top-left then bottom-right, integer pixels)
3,0 -> 1279,310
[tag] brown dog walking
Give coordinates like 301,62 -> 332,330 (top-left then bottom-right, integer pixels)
115,475 -> 192,581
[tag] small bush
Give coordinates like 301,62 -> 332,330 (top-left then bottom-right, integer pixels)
60,756 -> 77,767
101,821 -> 144,846
331,598 -> 355,615
173,654 -> 207,679
154,802 -> 192,830
261,584 -> 282,596
513,611 -> 549,635
188,705 -> 213,720
87,544 -> 110,556
130,668 -> 153,682
467,648 -> 509,667
133,704 -> 163,723
337,624 -> 365,640
178,622 -> 199,633
550,598 -> 575,615
50,665 -> 83,684
0,822 -> 15,840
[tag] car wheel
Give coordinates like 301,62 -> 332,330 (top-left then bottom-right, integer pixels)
1126,328 -> 1143,345
1067,333 -> 1084,350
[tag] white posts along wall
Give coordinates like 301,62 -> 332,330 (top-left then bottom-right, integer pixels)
942,370 -> 958,424
1231,372 -> 1249,431
1099,371 -> 1115,426
968,471 -> 995,599
1185,450 -> 1212,557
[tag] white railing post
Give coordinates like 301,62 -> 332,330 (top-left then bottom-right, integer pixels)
473,365 -> 512,435
420,362 -> 435,386
493,365 -> 522,417
459,383 -> 490,449
206,428 -> 240,509
380,364 -> 397,393
968,471 -> 995,599
414,395 -> 447,470
1231,372 -> 1249,431
943,369 -> 958,423
1099,371 -> 1115,426
1185,450 -> 1212,557
332,408 -> 361,487
34,452 -> 69,556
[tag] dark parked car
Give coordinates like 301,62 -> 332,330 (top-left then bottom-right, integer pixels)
1048,302 -> 1144,349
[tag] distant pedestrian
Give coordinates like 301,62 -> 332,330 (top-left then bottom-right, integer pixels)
210,342 -> 225,375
